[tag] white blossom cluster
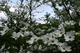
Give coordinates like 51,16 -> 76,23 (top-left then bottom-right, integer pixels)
0,20 -> 78,52
0,44 -> 32,53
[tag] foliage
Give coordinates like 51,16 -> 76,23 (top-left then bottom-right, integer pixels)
0,0 -> 80,53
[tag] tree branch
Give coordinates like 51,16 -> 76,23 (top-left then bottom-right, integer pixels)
62,0 -> 73,20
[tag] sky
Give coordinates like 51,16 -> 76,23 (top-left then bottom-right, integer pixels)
0,0 -> 54,23
12,0 -> 54,13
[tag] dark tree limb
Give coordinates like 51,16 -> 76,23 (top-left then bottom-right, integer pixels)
62,0 -> 73,20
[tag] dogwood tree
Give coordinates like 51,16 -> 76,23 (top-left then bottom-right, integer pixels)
0,0 -> 80,53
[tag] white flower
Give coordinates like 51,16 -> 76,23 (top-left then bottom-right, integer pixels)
13,20 -> 17,24
58,23 -> 65,34
65,20 -> 75,25
69,20 -> 76,25
0,31 -> 5,36
53,30 -> 64,37
25,24 -> 30,27
40,35 -> 49,44
75,32 -> 80,35
1,44 -> 5,50
36,32 -> 41,35
69,10 -> 73,14
79,21 -> 80,26
64,31 -> 75,41
41,34 -> 53,44
9,7 -> 15,12
38,45 -> 42,50
27,51 -> 32,53
19,46 -> 24,53
26,36 -> 39,44
21,27 -> 27,31
47,28 -> 52,31
58,43 -> 72,52
0,44 -> 5,52
41,33 -> 59,45
0,26 -> 9,36
58,23 -> 64,29
6,51 -> 10,53
49,38 -> 59,45
24,31 -> 30,36
12,32 -> 23,40
30,31 -> 35,36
